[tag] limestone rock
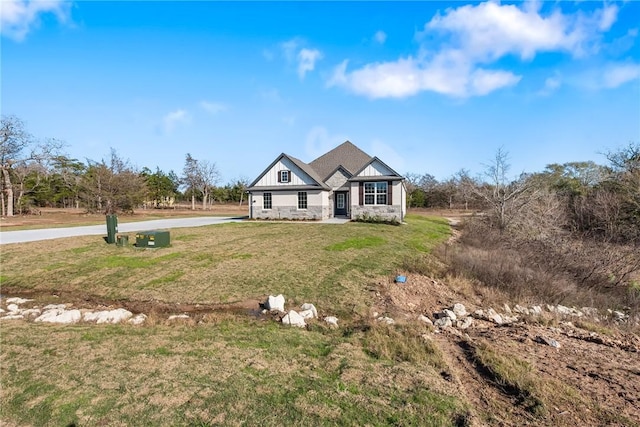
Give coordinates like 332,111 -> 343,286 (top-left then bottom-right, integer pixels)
84,308 -> 133,324
503,303 -> 512,314
7,304 -> 19,312
1,314 -> 24,320
324,316 -> 338,328
6,297 -> 32,305
530,306 -> 542,316
377,316 -> 395,325
20,308 -> 41,317
300,303 -> 318,319
443,309 -> 457,321
282,310 -> 306,328
513,305 -> 530,315
266,295 -> 285,312
418,315 -> 433,326
486,308 -> 503,325
298,309 -> 316,319
535,336 -> 561,349
35,309 -> 81,324
456,317 -> 474,330
434,317 -> 452,328
168,314 -> 190,320
452,303 -> 467,317
128,314 -> 147,325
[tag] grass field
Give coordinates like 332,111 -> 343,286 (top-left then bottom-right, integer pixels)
0,215 -> 472,426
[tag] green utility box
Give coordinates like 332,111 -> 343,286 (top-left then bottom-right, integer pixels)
106,214 -> 118,244
135,230 -> 170,248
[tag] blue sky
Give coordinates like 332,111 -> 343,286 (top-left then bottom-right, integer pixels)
2,1 -> 639,183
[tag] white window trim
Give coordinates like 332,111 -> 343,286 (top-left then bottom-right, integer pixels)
297,191 -> 307,210
364,182 -> 387,205
263,192 -> 272,210
280,170 -> 290,183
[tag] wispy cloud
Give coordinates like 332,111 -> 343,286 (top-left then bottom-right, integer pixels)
162,109 -> 190,133
297,48 -> 322,79
0,0 -> 72,41
373,30 -> 387,44
280,38 -> 323,80
328,1 -> 619,99
538,73 -> 562,96
601,62 -> 640,88
200,101 -> 228,115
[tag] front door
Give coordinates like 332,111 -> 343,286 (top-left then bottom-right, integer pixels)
335,192 -> 347,216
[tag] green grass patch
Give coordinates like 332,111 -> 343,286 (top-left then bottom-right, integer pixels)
325,236 -> 386,251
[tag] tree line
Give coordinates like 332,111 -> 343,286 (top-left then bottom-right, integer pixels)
1,115 -> 249,216
405,144 -> 639,245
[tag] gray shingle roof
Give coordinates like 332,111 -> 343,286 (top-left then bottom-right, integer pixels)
309,140 -> 372,181
287,154 -> 329,188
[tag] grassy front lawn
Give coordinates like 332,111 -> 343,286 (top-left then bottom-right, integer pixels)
0,215 -> 468,426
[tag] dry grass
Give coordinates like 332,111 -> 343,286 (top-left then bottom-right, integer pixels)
0,214 -> 470,426
1,215 -> 451,316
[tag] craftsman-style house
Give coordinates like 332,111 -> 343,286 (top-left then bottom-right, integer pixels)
247,141 -> 406,222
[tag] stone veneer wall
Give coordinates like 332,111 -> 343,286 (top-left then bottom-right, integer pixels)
253,205 -> 329,220
351,205 -> 403,222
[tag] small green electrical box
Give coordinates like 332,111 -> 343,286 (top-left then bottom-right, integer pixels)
135,230 -> 170,248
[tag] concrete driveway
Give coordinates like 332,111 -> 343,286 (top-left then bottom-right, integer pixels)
0,216 -> 245,245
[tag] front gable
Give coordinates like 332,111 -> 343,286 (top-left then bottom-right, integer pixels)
354,157 -> 400,178
249,154 -> 324,188
324,166 -> 351,190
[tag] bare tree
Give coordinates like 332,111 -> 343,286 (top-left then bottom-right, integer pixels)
474,148 -> 538,232
198,160 -> 220,210
1,116 -> 64,216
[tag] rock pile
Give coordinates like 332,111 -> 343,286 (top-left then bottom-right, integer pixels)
262,295 -> 338,329
0,298 -> 142,325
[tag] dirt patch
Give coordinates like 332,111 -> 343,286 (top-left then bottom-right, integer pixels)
0,286 -> 265,319
371,273 -> 640,426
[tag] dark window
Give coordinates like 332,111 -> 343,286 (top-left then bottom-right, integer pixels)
263,193 -> 272,209
279,170 -> 290,183
298,192 -> 307,209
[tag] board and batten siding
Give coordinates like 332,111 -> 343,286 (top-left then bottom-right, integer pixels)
355,159 -> 395,177
253,158 -> 317,187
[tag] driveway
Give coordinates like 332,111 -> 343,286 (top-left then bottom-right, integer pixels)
0,217 -> 245,245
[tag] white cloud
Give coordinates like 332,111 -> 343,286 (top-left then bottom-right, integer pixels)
304,126 -> 348,159
329,1 -> 619,99
1,0 -> 71,41
374,30 -> 387,44
297,48 -> 322,79
328,53 -> 520,99
163,109 -> 190,133
200,101 -> 227,115
602,63 -> 640,88
280,38 -> 323,80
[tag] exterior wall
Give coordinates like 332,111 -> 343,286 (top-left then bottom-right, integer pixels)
325,169 -> 350,189
348,180 -> 405,222
250,190 -> 329,220
355,159 -> 394,177
254,158 -> 316,187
